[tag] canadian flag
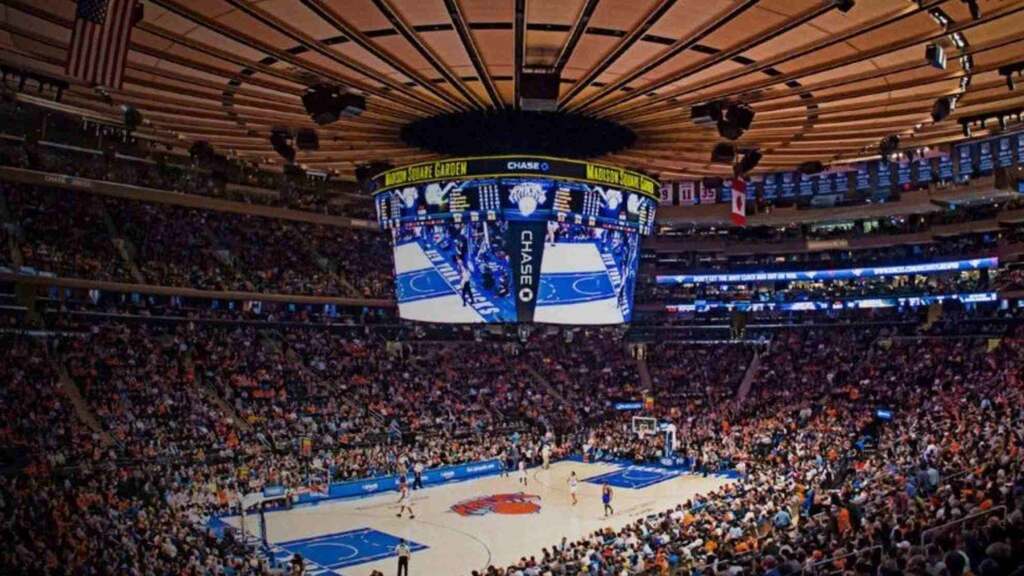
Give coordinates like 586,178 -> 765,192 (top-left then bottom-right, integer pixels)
731,178 -> 747,226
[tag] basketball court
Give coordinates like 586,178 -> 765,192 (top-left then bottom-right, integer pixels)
220,460 -> 735,575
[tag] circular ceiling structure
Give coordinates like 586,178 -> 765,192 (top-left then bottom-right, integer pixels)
2,0 -> 1023,180
400,109 -> 635,157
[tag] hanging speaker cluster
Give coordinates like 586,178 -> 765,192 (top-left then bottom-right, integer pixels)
717,103 -> 755,141
734,149 -> 762,177
711,142 -> 736,164
302,84 -> 366,126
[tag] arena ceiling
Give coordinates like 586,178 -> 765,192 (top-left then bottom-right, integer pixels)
2,0 -> 1024,180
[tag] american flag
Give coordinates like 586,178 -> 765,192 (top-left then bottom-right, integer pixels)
65,0 -> 138,89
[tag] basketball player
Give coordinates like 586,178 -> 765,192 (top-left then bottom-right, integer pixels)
396,476 -> 414,519
460,266 -> 474,306
518,459 -> 528,486
602,482 -> 614,517
568,471 -> 578,506
541,443 -> 551,470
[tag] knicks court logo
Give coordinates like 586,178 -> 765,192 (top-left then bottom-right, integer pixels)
450,492 -> 542,516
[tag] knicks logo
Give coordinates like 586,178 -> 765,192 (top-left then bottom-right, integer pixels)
450,492 -> 542,516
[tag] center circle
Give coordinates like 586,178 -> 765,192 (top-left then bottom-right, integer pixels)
400,109 -> 636,158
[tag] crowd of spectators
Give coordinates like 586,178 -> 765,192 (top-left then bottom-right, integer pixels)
3,182 -> 132,281
1,182 -> 393,298
0,316 -> 1022,575
484,329 -> 1024,576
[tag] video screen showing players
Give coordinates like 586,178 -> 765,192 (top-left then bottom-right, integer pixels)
382,175 -> 652,324
391,219 -> 641,324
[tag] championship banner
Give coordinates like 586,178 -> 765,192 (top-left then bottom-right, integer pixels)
507,221 -> 547,322
699,183 -> 718,204
659,181 -> 675,206
678,180 -> 696,205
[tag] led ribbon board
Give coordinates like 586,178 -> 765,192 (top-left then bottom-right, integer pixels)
656,257 -> 998,285
665,292 -> 998,313
372,156 -> 660,200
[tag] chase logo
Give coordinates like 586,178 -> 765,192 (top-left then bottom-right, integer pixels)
507,161 -> 549,172
450,492 -> 542,516
509,183 -> 547,217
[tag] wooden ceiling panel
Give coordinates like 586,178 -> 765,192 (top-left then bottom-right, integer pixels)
646,0 -> 736,41
319,0 -> 395,30
524,30 -> 570,68
587,0 -> 662,31
594,41 -> 668,86
559,35 -> 620,79
460,0 -> 514,24
3,0 -> 1022,181
529,0 -> 585,26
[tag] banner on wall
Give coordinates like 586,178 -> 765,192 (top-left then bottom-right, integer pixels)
678,181 -> 697,205
659,181 -> 675,206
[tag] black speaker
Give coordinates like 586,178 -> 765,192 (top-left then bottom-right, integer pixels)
122,105 -> 142,132
691,101 -> 724,126
296,128 -> 319,151
736,149 -> 762,176
302,84 -> 366,125
931,97 -> 952,122
717,103 -> 755,140
270,128 -> 295,163
711,143 -> 736,164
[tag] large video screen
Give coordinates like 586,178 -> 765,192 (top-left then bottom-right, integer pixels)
373,157 -> 659,324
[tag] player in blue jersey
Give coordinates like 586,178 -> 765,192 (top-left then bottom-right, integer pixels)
602,482 -> 614,517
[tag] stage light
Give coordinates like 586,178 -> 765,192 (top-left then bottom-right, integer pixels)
925,44 -> 946,70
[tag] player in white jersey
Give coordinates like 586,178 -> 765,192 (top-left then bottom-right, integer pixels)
518,459 -> 528,486
396,477 -> 414,519
568,471 -> 578,506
